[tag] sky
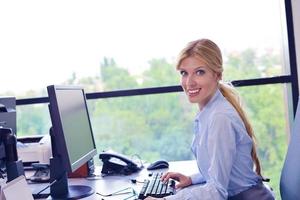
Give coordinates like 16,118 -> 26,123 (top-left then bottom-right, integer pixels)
0,0 -> 283,95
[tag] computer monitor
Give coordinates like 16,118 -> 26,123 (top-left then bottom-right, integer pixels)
47,85 -> 97,199
0,127 -> 24,182
0,97 -> 16,135
0,97 -> 16,162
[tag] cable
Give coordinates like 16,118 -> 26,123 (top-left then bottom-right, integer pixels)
0,168 -> 5,179
35,172 -> 65,196
96,187 -> 133,197
130,179 -> 145,184
131,154 -> 144,168
123,188 -> 137,200
36,179 -> 57,195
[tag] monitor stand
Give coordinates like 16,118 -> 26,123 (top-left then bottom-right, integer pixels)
0,127 -> 25,182
49,128 -> 94,199
49,157 -> 94,199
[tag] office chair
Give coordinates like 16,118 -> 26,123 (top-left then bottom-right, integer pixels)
280,98 -> 300,200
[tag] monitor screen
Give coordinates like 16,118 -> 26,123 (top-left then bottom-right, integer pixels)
47,85 -> 97,172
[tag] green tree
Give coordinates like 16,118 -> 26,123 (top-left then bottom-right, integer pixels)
100,57 -> 138,90
17,104 -> 50,136
142,58 -> 178,87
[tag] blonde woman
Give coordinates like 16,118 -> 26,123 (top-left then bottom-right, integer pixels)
146,39 -> 274,200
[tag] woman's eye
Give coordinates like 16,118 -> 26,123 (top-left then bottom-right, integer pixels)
196,69 -> 205,75
180,70 -> 187,76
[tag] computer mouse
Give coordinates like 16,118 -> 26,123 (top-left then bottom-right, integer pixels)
147,160 -> 169,170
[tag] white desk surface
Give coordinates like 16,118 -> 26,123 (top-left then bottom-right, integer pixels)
27,160 -> 198,200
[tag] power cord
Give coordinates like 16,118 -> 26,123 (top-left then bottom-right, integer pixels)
131,154 -> 144,169
130,179 -> 145,184
34,172 -> 65,197
123,188 -> 137,200
0,168 -> 5,179
96,187 -> 134,197
36,179 -> 57,195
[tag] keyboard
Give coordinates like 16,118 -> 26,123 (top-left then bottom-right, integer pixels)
138,172 -> 176,199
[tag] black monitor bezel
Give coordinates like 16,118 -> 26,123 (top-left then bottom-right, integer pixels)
47,85 -> 97,173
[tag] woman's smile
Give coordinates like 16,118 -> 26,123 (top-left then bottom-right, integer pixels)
187,88 -> 201,97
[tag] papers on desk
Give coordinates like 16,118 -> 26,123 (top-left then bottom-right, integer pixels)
0,175 -> 34,200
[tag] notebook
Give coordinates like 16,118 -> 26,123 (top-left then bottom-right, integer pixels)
0,175 -> 34,200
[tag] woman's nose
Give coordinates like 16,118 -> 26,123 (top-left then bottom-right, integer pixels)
186,75 -> 196,87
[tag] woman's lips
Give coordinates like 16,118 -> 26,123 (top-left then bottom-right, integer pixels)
188,88 -> 200,97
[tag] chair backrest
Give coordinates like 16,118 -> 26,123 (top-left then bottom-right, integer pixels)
280,98 -> 300,200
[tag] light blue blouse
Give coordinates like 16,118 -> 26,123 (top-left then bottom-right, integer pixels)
166,89 -> 261,200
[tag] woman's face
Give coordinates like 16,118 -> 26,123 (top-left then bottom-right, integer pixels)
178,56 -> 220,110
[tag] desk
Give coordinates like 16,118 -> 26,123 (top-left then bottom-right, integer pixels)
27,160 -> 198,200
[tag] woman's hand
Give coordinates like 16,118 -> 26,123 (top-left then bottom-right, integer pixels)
161,172 -> 192,189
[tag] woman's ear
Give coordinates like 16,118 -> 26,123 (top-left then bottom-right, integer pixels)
215,72 -> 222,81
218,73 -> 222,80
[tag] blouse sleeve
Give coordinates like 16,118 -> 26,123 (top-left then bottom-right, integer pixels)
166,113 -> 237,200
190,173 -> 205,184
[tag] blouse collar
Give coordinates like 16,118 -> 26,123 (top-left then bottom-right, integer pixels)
195,89 -> 222,121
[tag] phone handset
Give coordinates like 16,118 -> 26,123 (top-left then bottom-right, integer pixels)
99,151 -> 142,175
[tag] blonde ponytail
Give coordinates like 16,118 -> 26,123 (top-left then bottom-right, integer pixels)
219,83 -> 262,176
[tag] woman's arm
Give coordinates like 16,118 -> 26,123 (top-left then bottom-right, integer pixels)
164,113 -> 237,200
